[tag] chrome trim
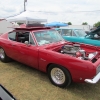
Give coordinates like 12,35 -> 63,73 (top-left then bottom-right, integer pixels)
85,72 -> 100,84
96,65 -> 100,74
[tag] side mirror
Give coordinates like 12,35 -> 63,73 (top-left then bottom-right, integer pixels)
24,41 -> 31,46
24,41 -> 29,45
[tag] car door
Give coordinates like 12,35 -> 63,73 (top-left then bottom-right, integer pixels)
16,32 -> 39,69
8,31 -> 39,69
7,31 -> 20,59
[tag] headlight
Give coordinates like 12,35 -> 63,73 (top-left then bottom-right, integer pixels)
96,65 -> 100,74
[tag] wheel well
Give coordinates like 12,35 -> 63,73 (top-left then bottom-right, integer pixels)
0,47 -> 11,62
46,63 -> 53,72
46,63 -> 72,80
0,47 -> 7,55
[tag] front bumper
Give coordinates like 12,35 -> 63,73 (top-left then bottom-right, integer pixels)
85,72 -> 100,84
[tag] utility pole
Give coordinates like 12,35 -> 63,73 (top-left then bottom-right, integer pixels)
24,0 -> 27,11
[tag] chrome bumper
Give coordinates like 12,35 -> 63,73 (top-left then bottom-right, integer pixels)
85,72 -> 100,84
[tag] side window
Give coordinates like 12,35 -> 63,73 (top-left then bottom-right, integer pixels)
17,32 -> 29,43
8,32 -> 16,41
62,29 -> 72,36
72,31 -> 77,36
57,29 -> 62,35
29,34 -> 35,45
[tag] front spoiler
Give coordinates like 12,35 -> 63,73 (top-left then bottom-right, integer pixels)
85,72 -> 100,84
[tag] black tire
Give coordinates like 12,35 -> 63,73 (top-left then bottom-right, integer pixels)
0,48 -> 11,63
48,64 -> 72,88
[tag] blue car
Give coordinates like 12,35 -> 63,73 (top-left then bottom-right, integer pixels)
57,27 -> 100,46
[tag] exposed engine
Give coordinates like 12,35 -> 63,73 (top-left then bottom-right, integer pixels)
61,44 -> 98,60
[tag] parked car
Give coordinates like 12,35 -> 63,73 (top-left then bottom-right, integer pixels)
0,26 -> 100,88
57,27 -> 100,46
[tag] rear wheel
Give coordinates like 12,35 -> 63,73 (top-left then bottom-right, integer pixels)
48,64 -> 72,88
0,48 -> 11,63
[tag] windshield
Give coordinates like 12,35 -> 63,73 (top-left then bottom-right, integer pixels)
34,30 -> 64,45
74,29 -> 87,37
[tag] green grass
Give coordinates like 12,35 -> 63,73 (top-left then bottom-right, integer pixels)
0,61 -> 100,100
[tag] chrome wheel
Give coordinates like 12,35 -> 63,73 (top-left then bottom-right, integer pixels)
48,64 -> 72,88
0,48 -> 5,59
51,68 -> 65,85
0,48 -> 11,63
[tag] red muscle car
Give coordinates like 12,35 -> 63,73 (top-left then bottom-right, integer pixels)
0,26 -> 100,88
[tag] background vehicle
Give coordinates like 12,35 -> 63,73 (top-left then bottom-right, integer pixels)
57,27 -> 100,46
0,25 -> 100,88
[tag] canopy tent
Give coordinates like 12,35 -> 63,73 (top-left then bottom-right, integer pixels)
45,22 -> 68,27
6,11 -> 47,24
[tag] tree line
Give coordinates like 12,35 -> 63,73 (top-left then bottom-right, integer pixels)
67,21 -> 100,27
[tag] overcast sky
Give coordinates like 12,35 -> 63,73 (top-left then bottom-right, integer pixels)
0,0 -> 100,25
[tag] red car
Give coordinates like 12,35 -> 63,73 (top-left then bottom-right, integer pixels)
0,26 -> 100,88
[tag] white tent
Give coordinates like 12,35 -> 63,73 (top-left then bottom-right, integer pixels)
6,11 -> 47,24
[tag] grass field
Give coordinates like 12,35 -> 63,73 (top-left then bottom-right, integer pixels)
0,60 -> 100,100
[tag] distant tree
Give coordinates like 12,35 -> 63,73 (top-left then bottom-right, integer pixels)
93,21 -> 100,27
82,22 -> 88,25
17,22 -> 23,25
68,22 -> 72,25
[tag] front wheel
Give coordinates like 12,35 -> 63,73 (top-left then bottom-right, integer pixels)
0,48 -> 11,63
48,64 -> 72,88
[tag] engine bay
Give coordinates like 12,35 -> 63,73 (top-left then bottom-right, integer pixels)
61,44 -> 98,61
51,44 -> 99,63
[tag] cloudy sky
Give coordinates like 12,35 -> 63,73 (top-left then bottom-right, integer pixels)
0,0 -> 100,25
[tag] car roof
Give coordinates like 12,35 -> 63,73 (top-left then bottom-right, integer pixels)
56,27 -> 82,30
14,27 -> 52,31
